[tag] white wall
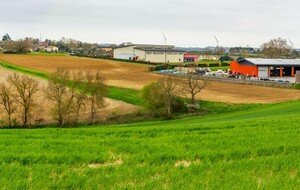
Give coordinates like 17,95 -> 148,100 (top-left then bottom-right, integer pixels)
134,49 -> 146,61
145,51 -> 184,63
114,46 -> 135,59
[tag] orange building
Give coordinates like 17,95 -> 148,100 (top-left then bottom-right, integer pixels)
230,58 -> 300,78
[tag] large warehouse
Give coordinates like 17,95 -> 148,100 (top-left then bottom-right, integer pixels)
113,44 -> 185,63
230,58 -> 300,80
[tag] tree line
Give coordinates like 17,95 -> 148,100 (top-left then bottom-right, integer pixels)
0,69 -> 206,128
0,69 -> 107,128
0,33 -> 113,57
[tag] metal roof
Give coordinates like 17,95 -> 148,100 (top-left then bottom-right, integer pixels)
113,44 -> 175,50
135,47 -> 185,52
239,58 -> 300,66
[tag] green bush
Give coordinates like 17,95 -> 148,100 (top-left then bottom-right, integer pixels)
219,55 -> 234,62
221,62 -> 230,66
198,63 -> 208,67
209,63 -> 220,67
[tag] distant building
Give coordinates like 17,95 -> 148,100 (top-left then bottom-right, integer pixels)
113,44 -> 185,63
45,46 -> 59,53
184,54 -> 198,62
197,55 -> 219,61
101,47 -> 113,52
229,47 -> 256,54
230,58 -> 300,83
35,41 -> 58,53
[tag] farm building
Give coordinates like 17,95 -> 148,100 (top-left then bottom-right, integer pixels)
113,44 -> 185,63
230,58 -> 300,82
184,54 -> 198,62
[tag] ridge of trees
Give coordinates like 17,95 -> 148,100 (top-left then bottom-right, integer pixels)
0,69 -> 107,128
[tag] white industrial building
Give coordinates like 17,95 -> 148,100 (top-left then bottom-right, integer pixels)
113,44 -> 185,63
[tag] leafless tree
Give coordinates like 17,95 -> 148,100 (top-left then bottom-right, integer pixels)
182,73 -> 206,106
73,71 -> 87,123
45,68 -> 79,127
3,39 -> 30,54
261,37 -> 293,58
84,71 -> 107,124
7,73 -> 39,127
159,77 -> 181,118
0,83 -> 17,127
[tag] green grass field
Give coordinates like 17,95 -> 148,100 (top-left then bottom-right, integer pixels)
0,100 -> 300,189
28,52 -> 69,56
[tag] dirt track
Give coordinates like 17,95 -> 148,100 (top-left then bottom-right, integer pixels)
1,54 -> 300,104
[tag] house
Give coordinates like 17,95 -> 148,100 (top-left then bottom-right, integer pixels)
44,46 -> 59,53
230,58 -> 300,82
113,44 -> 185,63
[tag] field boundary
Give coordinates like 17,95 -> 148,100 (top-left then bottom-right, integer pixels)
0,61 -> 145,106
163,73 -> 294,88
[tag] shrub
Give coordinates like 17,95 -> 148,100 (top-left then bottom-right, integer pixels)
198,63 -> 208,67
221,62 -> 230,66
219,55 -> 234,62
209,63 -> 220,67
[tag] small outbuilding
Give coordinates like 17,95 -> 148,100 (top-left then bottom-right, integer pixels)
184,54 -> 198,63
230,58 -> 300,79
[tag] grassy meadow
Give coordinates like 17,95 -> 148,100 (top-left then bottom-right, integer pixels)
0,100 -> 300,189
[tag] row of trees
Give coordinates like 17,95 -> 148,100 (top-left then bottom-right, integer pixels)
198,37 -> 297,59
0,69 -> 107,128
0,69 -> 206,127
0,34 -> 113,56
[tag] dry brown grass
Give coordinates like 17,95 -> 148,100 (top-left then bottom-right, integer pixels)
1,54 -> 300,104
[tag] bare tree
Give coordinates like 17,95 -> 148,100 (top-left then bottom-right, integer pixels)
261,37 -> 293,58
160,77 -> 181,118
15,39 -> 30,53
7,73 -> 39,127
3,40 -> 17,53
182,73 -> 206,106
3,39 -> 30,54
45,68 -> 80,127
84,71 -> 107,124
73,71 -> 87,123
0,83 -> 17,127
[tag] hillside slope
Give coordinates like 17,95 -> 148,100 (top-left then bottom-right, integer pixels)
0,100 -> 299,189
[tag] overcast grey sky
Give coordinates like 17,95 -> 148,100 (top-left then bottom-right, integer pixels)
1,0 -> 300,47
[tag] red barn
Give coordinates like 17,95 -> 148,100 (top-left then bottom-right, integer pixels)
230,58 -> 300,78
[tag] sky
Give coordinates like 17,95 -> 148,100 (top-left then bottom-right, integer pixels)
1,0 -> 300,48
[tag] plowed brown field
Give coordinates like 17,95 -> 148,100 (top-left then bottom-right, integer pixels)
1,54 -> 300,104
